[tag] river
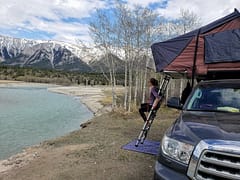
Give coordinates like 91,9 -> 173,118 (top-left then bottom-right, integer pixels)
0,85 -> 93,160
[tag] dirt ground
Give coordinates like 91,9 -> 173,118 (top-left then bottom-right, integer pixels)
0,108 -> 178,180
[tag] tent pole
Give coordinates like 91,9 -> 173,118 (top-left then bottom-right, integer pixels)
191,29 -> 201,88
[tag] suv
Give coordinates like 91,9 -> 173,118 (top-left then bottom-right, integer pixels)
154,79 -> 240,180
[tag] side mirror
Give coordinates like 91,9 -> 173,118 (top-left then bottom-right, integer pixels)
167,97 -> 182,110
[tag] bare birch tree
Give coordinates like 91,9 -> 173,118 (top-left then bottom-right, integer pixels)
140,9 -> 162,104
164,9 -> 201,37
89,9 -> 117,109
88,3 -> 200,112
115,3 -> 130,110
180,9 -> 201,33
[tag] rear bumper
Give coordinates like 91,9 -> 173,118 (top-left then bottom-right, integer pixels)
154,161 -> 189,180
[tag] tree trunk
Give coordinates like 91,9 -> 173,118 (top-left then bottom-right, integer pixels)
142,56 -> 149,103
111,55 -> 117,109
128,60 -> 133,112
134,69 -> 139,107
124,59 -> 128,110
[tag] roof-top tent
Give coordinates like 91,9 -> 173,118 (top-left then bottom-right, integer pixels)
151,8 -> 240,82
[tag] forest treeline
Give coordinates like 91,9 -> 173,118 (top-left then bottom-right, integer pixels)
0,65 -> 125,86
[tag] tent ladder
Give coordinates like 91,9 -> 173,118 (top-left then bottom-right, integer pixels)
135,75 -> 171,147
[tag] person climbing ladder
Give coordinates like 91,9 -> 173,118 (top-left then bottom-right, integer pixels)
139,78 -> 161,122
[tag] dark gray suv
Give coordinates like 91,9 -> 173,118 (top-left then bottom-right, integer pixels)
154,79 -> 240,180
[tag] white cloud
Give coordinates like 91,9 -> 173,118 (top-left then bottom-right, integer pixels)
156,0 -> 240,25
53,0 -> 108,19
120,0 -> 240,30
0,0 -> 108,44
125,0 -> 165,7
0,0 -> 239,44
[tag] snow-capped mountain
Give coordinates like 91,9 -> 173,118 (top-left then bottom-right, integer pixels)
0,35 -> 92,72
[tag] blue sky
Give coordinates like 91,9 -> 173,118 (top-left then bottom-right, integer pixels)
0,0 -> 239,44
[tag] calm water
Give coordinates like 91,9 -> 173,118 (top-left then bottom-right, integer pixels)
0,86 -> 93,160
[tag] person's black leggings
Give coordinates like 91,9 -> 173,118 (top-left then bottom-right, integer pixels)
139,103 -> 152,121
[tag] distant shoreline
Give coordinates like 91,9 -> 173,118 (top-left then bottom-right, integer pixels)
0,80 -> 110,116
0,80 -> 56,88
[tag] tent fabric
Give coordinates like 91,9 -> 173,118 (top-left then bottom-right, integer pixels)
151,34 -> 193,72
151,9 -> 240,75
164,17 -> 240,75
205,29 -> 240,63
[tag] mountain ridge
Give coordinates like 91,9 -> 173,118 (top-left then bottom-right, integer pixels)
0,35 -> 92,72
